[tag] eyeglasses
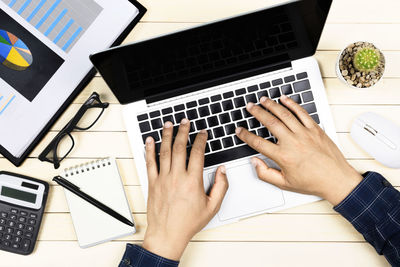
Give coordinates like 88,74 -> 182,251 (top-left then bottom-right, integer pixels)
39,92 -> 109,169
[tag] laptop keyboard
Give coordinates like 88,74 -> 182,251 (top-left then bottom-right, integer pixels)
137,72 -> 320,168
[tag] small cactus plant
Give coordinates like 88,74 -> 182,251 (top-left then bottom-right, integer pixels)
353,48 -> 380,72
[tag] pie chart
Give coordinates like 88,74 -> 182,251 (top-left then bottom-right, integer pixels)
0,29 -> 33,71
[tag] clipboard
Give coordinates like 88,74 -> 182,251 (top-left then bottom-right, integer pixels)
0,0 -> 146,167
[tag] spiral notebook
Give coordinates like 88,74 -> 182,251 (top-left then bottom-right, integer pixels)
61,158 -> 135,248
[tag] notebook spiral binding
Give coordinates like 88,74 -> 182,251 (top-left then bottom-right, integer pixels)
64,158 -> 112,177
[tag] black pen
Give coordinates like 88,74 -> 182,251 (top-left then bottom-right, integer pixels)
53,176 -> 134,227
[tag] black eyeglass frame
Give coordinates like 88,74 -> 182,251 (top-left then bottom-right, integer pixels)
38,92 -> 109,169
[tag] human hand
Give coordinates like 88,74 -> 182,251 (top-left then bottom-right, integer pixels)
142,119 -> 228,261
236,96 -> 362,206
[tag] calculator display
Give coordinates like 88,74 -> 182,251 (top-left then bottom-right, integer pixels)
1,186 -> 37,204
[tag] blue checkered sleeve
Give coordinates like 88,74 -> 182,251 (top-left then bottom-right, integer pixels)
119,244 -> 179,267
334,172 -> 400,266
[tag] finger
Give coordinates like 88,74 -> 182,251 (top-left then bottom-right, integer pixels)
188,129 -> 208,175
279,95 -> 316,128
159,121 -> 174,174
259,96 -> 303,132
208,166 -> 229,215
171,118 -> 191,171
251,157 -> 286,188
246,101 -> 291,139
235,127 -> 279,160
145,137 -> 158,183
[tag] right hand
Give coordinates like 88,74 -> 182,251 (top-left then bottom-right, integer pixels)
236,95 -> 363,206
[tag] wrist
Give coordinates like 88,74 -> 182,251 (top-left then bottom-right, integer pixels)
143,231 -> 189,261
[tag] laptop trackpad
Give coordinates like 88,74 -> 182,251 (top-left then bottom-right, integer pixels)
209,163 -> 285,221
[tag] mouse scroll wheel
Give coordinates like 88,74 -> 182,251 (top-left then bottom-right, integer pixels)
364,124 -> 378,136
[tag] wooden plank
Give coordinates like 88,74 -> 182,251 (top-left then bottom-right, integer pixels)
37,213 -> 365,242
138,0 -> 400,24
0,241 -> 389,267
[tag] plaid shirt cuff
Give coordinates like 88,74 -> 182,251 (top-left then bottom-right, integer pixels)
119,244 -> 179,267
334,171 -> 399,234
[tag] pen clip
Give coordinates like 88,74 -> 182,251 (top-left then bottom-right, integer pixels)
53,175 -> 80,190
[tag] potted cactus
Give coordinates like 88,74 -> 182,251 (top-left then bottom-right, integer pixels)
336,42 -> 385,88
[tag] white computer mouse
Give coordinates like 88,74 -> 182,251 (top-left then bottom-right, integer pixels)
351,112 -> 400,169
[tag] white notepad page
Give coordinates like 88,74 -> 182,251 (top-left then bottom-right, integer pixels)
61,158 -> 135,248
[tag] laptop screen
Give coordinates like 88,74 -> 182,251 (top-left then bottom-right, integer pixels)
91,0 -> 332,104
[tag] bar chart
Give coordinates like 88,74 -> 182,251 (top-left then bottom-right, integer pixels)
2,0 -> 103,53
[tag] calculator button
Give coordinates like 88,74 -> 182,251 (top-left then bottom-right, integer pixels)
28,219 -> 36,225
10,209 -> 18,214
1,212 -> 8,218
16,230 -> 23,236
5,234 -> 11,240
0,219 -> 5,224
12,243 -> 20,249
22,239 -> 30,251
0,226 -> 5,231
14,236 -> 21,243
10,215 -> 17,220
3,241 -> 10,247
27,226 -> 34,232
29,214 -> 37,219
18,217 -> 26,223
0,232 -> 2,238
25,232 -> 33,238
7,221 -> 15,227
6,228 -> 13,234
17,223 -> 25,229
20,211 -> 28,216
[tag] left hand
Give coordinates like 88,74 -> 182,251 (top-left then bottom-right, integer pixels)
142,119 -> 229,261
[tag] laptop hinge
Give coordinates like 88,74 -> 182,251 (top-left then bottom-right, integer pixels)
147,61 -> 292,104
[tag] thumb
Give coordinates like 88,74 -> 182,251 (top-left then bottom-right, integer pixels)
208,165 -> 229,215
251,157 -> 286,188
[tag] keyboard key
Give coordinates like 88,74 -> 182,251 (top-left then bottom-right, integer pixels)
296,72 -> 308,80
245,93 -> 257,103
174,104 -> 185,111
290,94 -> 302,104
210,103 -> 222,114
223,91 -> 234,99
224,123 -> 236,135
137,114 -> 148,121
302,91 -> 314,103
222,100 -> 234,111
219,113 -> 231,124
257,90 -> 269,100
149,111 -> 160,118
20,211 -> 28,217
175,112 -> 186,123
151,118 -> 163,129
29,214 -> 37,219
186,109 -> 199,120
142,131 -> 160,143
284,75 -> 295,83
162,107 -> 173,115
186,101 -> 197,108
281,84 -> 293,95
189,134 -> 197,144
190,122 -> 196,133
236,120 -> 248,129
204,144 -> 257,167
207,130 -> 214,140
10,214 -> 17,220
234,97 -> 245,108
205,143 -> 211,153
269,87 -> 281,98
196,119 -> 207,130
272,78 -> 283,86
207,116 -> 219,127
247,85 -> 258,92
231,110 -> 243,121
163,115 -> 175,124
249,118 -> 261,129
198,106 -> 210,117
302,102 -> 317,114
213,127 -> 225,138
199,98 -> 210,105
10,209 -> 18,214
210,140 -> 222,151
259,81 -> 271,89
0,219 -> 5,224
155,142 -> 161,154
222,137 -> 234,148
22,239 -> 31,251
242,108 -> 252,118
293,80 -> 311,93
257,127 -> 270,138
1,212 -> 7,218
311,114 -> 320,124
211,94 -> 222,102
235,88 -> 246,96
18,217 -> 26,223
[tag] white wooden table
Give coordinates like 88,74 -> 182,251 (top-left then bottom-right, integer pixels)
1,0 -> 399,266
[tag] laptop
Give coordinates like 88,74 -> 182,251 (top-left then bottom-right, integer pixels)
90,0 -> 336,229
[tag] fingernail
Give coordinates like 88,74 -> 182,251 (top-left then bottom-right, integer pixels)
251,158 -> 258,167
181,118 -> 189,124
281,95 -> 288,100
246,102 -> 254,110
220,165 -> 226,174
235,127 -> 242,135
146,137 -> 153,144
164,121 -> 173,128
260,96 -> 268,103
